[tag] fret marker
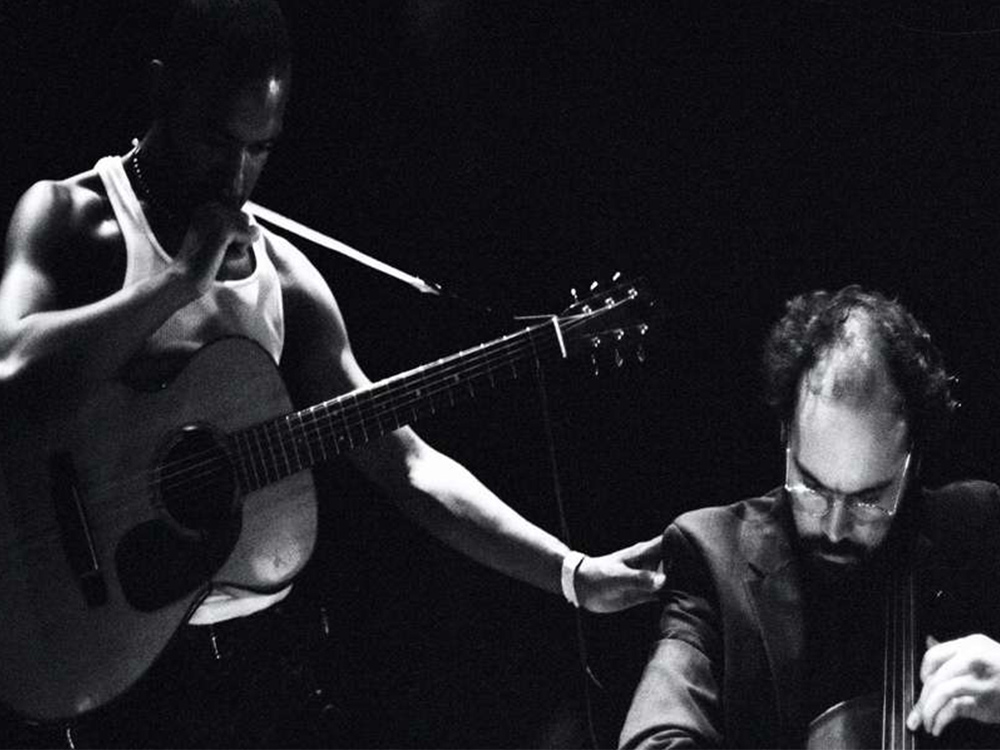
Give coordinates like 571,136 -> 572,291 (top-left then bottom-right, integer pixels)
551,316 -> 567,359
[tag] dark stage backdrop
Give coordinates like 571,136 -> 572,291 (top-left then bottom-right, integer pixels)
4,2 -> 1000,746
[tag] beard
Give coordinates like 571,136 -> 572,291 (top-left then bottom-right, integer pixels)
800,536 -> 872,577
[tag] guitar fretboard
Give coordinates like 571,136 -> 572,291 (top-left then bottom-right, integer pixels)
230,319 -> 563,492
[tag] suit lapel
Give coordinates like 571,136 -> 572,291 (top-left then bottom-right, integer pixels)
741,496 -> 807,735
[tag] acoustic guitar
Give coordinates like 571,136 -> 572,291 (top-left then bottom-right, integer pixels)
0,278 -> 654,722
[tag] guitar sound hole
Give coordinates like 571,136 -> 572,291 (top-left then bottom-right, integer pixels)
157,425 -> 236,539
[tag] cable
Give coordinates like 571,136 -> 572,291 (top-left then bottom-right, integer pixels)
532,360 -> 603,749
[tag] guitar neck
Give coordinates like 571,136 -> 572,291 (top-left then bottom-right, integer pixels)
230,318 -> 565,492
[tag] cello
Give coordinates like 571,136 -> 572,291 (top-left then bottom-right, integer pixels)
806,560 -> 918,748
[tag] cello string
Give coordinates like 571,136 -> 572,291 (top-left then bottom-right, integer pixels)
883,573 -> 891,748
906,570 -> 916,750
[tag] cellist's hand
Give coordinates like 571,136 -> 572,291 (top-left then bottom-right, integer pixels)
907,634 -> 1000,737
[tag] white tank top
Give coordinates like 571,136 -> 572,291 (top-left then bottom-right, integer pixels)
95,155 -> 285,364
95,154 -> 292,624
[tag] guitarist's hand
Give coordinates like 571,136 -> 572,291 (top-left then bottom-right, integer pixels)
907,634 -> 1000,737
575,537 -> 666,613
175,202 -> 260,294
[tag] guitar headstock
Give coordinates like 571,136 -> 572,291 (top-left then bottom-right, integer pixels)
558,274 -> 658,373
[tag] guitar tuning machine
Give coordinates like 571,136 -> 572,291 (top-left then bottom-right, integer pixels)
635,324 -> 648,363
589,336 -> 602,377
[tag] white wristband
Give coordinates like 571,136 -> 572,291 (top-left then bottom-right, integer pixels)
561,550 -> 587,608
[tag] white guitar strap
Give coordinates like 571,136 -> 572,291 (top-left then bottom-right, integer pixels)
245,201 -> 442,296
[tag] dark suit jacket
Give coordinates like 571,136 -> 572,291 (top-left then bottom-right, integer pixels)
619,481 -> 1000,749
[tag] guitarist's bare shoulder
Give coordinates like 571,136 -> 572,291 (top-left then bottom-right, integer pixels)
257,225 -> 323,302
256,224 -> 359,385
7,169 -> 127,308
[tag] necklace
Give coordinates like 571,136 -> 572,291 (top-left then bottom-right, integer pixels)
128,138 -> 177,222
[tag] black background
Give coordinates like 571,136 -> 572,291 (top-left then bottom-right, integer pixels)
5,2 -> 1000,746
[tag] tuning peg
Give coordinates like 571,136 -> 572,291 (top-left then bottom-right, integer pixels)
590,280 -> 600,292
636,323 -> 649,363
589,336 -> 602,376
615,348 -> 624,369
612,271 -> 622,283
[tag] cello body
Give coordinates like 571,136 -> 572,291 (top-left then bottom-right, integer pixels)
807,693 -> 891,749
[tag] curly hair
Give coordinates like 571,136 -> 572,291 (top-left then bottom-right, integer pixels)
762,285 -> 957,448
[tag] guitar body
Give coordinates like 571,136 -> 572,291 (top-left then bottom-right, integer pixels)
0,338 -> 317,722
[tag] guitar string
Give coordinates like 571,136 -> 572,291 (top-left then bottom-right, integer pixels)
89,304 -> 614,495
11,328 -> 546,545
165,346 -> 542,494
132,320 -> 551,484
11,345 -> 623,553
14,306 -> 614,551
172,290 -> 635,485
12,303 -> 635,546
10,344 -> 543,551
116,317 -> 556,491
232,325 -> 559,489
40,285 -> 640,520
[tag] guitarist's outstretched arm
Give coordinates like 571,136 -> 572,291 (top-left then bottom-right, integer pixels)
356,431 -> 665,613
272,234 -> 666,614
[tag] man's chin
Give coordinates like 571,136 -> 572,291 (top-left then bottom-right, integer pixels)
809,548 -> 865,575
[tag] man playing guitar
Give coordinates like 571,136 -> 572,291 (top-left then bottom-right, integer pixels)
0,1 -> 664,745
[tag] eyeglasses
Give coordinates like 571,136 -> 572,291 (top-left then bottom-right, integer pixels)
784,445 -> 911,523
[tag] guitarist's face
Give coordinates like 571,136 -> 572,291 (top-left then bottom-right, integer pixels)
787,357 -> 911,575
159,57 -> 291,215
